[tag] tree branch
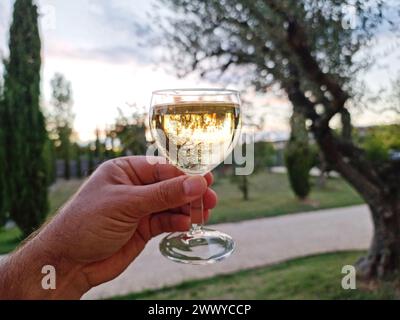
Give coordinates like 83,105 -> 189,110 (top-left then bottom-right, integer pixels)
267,0 -> 349,120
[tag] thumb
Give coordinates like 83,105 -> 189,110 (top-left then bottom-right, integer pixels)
134,175 -> 208,215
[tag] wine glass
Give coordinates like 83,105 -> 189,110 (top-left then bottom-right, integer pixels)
149,89 -> 242,265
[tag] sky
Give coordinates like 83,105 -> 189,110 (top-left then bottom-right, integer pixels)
0,0 -> 399,142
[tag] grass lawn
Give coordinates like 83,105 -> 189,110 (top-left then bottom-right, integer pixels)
0,227 -> 22,254
47,179 -> 85,214
210,171 -> 363,224
115,251 -> 397,300
0,172 -> 363,254
0,179 -> 84,255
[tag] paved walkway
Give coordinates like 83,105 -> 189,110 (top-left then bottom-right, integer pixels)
83,205 -> 372,300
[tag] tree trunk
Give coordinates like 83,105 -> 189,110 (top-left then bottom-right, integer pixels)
317,152 -> 327,189
315,130 -> 400,280
340,108 -> 352,141
239,175 -> 249,201
285,80 -> 400,281
281,52 -> 400,280
356,199 -> 400,280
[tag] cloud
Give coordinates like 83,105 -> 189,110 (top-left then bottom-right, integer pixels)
39,0 -> 158,66
45,39 -> 155,66
87,0 -> 153,38
0,0 -> 162,74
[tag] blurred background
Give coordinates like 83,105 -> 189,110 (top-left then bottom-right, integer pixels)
0,0 -> 399,300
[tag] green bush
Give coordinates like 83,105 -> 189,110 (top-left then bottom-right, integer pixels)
360,125 -> 400,163
254,141 -> 276,170
285,112 -> 313,200
0,98 -> 7,227
43,137 -> 57,186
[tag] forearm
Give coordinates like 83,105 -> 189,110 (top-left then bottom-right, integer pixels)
0,234 -> 89,300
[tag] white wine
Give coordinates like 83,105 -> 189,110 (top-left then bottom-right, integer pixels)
151,89 -> 240,264
151,101 -> 241,174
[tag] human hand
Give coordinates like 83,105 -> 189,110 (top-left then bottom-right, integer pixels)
3,156 -> 217,299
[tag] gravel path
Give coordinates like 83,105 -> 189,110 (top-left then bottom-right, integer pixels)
83,205 -> 372,300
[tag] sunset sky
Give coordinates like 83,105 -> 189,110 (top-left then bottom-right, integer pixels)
0,0 -> 399,142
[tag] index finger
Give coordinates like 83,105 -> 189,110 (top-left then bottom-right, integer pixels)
113,156 -> 214,186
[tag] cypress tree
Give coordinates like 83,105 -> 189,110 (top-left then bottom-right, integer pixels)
94,128 -> 103,162
0,93 -> 8,226
75,143 -> 82,178
3,0 -> 48,237
87,144 -> 95,175
43,136 -> 57,186
49,73 -> 74,180
284,111 -> 313,200
63,134 -> 71,179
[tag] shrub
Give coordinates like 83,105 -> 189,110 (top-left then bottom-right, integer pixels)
285,112 -> 313,200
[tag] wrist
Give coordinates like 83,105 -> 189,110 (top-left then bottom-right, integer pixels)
0,234 -> 91,300
34,236 -> 91,299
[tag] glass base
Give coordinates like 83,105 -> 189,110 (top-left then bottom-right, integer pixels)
159,228 -> 235,265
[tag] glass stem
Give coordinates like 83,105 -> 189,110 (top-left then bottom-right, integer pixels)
189,196 -> 204,234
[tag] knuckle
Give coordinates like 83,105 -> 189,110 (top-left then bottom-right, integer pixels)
155,184 -> 172,207
99,159 -> 115,172
153,163 -> 162,182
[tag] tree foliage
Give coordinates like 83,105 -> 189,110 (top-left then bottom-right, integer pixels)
285,111 -> 312,199
2,0 -> 48,237
112,107 -> 147,156
254,141 -> 275,171
358,125 -> 400,163
0,85 -> 7,226
49,73 -> 74,180
156,0 -> 400,279
87,143 -> 95,175
94,128 -> 103,161
74,143 -> 82,178
43,136 -> 57,186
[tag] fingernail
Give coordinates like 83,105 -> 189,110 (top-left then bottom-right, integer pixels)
183,176 -> 206,196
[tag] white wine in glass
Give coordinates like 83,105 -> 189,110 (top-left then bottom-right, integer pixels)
150,89 -> 242,264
